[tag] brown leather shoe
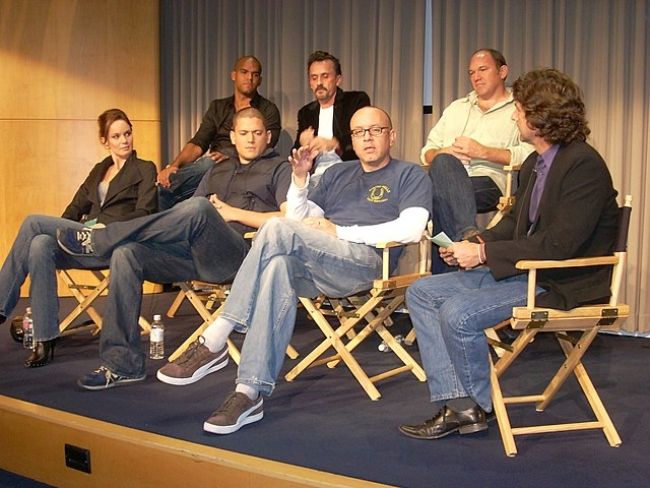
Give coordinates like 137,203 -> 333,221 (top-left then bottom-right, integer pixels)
399,405 -> 488,440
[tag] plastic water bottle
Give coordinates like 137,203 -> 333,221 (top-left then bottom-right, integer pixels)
149,314 -> 165,359
22,307 -> 34,350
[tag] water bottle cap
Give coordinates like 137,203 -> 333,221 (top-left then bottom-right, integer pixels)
153,314 -> 162,321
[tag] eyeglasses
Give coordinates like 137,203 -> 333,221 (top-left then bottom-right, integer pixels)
350,126 -> 391,138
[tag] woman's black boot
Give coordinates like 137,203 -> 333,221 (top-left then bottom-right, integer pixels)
25,339 -> 56,368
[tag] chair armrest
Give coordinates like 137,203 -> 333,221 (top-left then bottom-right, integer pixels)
375,235 -> 431,280
516,255 -> 619,270
375,241 -> 409,249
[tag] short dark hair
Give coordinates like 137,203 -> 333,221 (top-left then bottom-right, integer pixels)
233,55 -> 262,74
97,109 -> 132,142
472,48 -> 507,69
512,68 -> 590,144
232,107 -> 267,130
307,50 -> 342,76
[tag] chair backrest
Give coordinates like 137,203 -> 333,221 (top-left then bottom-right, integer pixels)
609,195 -> 632,305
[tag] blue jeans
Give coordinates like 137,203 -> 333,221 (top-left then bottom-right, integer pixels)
406,268 -> 542,410
157,156 -> 215,210
218,218 -> 384,396
0,215 -> 109,341
90,198 -> 250,376
428,154 -> 501,241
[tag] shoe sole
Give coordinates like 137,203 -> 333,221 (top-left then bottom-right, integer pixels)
398,421 -> 488,440
203,399 -> 264,435
56,229 -> 92,256
78,374 -> 146,391
156,354 -> 229,386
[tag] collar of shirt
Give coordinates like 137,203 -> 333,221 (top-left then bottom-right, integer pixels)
537,144 -> 560,175
466,87 -> 514,114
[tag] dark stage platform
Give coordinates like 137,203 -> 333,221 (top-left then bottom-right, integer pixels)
1,293 -> 649,487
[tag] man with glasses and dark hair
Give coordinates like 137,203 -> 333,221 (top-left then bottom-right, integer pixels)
421,48 -> 534,247
156,106 -> 432,435
294,50 -> 371,186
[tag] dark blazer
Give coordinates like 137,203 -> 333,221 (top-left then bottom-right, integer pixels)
293,88 -> 371,161
480,140 -> 619,310
61,151 -> 158,225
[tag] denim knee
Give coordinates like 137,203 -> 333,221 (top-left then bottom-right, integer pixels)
428,154 -> 465,179
22,214 -> 46,235
255,216 -> 295,240
28,234 -> 57,263
110,244 -> 143,276
181,196 -> 213,214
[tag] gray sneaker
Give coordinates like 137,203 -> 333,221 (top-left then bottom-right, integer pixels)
203,391 -> 263,435
156,336 -> 228,386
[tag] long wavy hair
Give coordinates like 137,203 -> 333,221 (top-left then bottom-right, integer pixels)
512,68 -> 590,144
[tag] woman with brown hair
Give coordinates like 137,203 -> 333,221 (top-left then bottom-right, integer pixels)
0,108 -> 157,367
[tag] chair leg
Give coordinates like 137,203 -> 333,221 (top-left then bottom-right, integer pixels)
166,290 -> 186,318
374,323 -> 426,381
285,344 -> 299,359
555,332 -> 622,447
287,298 -> 381,400
403,328 -> 417,346
536,329 -> 599,411
58,270 -> 108,334
490,361 -> 518,457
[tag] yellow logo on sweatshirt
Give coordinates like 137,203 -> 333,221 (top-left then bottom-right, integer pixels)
367,185 -> 390,203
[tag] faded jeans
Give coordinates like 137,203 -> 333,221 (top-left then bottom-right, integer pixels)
218,218 -> 384,396
406,268 -> 542,410
88,197 -> 249,376
0,215 -> 108,341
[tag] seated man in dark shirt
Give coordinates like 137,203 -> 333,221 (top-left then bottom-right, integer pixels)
157,55 -> 281,209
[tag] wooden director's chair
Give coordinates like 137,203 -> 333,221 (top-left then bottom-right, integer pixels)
284,236 -> 431,401
165,229 -> 299,363
166,281 -> 299,364
486,195 -> 632,457
58,269 -> 151,335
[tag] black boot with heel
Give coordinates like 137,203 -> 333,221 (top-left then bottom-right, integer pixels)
25,339 -> 56,368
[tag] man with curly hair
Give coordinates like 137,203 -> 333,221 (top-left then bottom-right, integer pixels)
398,68 -> 620,441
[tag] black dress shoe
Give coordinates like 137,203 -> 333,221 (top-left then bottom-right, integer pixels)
399,405 -> 488,440
25,339 -> 56,368
9,316 -> 24,343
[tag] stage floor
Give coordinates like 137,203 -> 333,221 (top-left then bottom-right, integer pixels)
1,293 -> 649,487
